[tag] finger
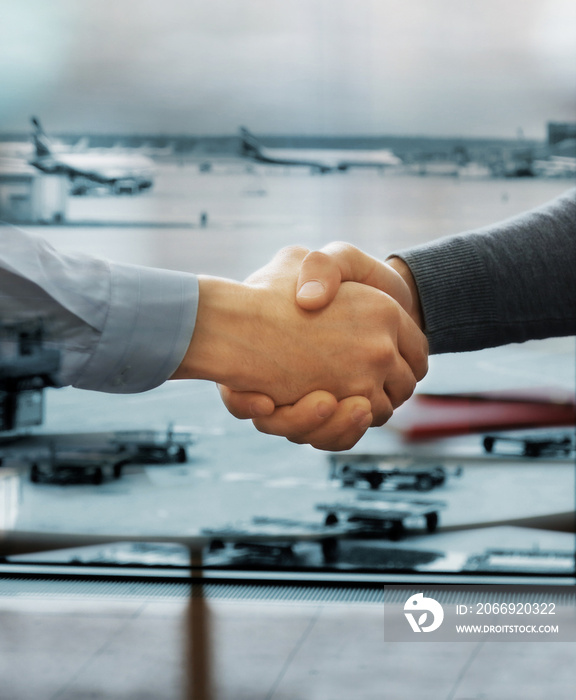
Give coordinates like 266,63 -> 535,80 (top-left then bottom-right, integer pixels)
383,356 -> 418,409
290,397 -> 374,452
395,307 -> 429,381
367,389 -> 395,428
252,390 -> 339,437
218,384 -> 275,419
245,245 -> 309,287
297,242 -> 412,313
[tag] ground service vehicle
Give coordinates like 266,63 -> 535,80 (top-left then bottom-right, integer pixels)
317,496 -> 445,541
111,425 -> 194,464
482,432 -> 574,458
329,453 -> 449,491
28,447 -> 131,485
203,517 -> 360,565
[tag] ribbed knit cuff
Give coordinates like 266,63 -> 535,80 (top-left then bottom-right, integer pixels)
393,236 -> 497,354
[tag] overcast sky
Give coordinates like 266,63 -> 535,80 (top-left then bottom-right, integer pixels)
1,0 -> 575,138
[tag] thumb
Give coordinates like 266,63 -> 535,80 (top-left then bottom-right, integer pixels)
296,242 -> 412,313
296,250 -> 342,311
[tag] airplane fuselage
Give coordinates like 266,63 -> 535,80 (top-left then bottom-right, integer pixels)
239,128 -> 402,173
254,145 -> 402,171
31,152 -> 154,191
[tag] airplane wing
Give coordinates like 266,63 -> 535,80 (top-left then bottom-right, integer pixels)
29,117 -> 154,192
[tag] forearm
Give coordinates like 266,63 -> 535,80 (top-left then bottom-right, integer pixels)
0,225 -> 198,393
390,188 -> 576,354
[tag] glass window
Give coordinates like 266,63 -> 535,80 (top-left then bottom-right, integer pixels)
1,0 -> 575,581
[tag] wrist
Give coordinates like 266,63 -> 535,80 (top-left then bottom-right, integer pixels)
171,275 -> 256,385
386,257 -> 424,331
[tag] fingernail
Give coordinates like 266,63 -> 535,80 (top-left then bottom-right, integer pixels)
352,408 -> 370,423
316,401 -> 333,418
250,400 -> 270,417
298,280 -> 325,299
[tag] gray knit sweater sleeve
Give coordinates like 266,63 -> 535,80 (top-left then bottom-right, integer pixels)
393,188 -> 576,355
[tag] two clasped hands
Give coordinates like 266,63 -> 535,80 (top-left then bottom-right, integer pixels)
172,244 -> 429,451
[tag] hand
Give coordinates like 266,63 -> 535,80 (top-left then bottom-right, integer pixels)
173,245 -> 423,421
218,244 -> 428,449
295,242 -> 424,330
219,385 -> 374,451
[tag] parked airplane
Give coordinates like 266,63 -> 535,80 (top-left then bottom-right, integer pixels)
533,155 -> 576,178
29,117 -> 155,195
239,127 -> 402,173
0,134 -> 87,160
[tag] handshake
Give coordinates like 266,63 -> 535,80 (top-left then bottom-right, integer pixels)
172,243 -> 428,451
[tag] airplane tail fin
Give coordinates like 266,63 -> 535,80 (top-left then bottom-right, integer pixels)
239,127 -> 262,158
31,117 -> 52,158
71,137 -> 89,152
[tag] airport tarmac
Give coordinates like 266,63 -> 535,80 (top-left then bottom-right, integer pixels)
3,166 -> 575,573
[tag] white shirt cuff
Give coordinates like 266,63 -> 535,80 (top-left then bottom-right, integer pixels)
72,261 -> 198,394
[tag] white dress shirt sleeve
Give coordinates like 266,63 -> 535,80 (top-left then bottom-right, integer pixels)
0,225 -> 198,393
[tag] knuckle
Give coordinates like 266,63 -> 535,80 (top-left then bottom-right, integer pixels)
337,241 -> 359,257
303,250 -> 330,267
280,244 -> 309,261
351,379 -> 373,401
372,411 -> 392,428
230,407 -> 250,419
378,341 -> 396,366
220,394 -> 249,419
323,240 -> 354,254
390,378 -> 417,409
322,241 -> 361,271
416,364 -> 428,382
371,397 -> 394,427
252,418 -> 277,436
320,438 -> 354,452
311,430 -> 360,452
310,441 -> 335,452
415,351 -> 429,381
288,435 -> 308,445
406,373 -> 418,397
